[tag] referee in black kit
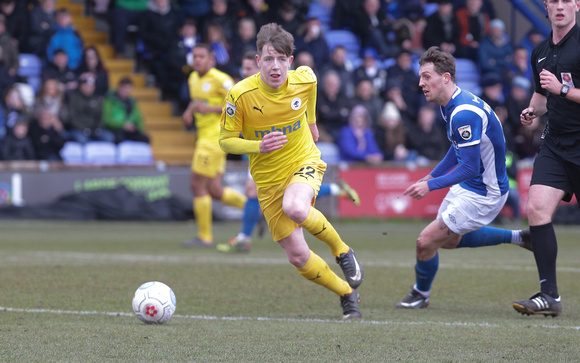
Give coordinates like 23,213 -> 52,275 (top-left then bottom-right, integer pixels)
512,0 -> 580,317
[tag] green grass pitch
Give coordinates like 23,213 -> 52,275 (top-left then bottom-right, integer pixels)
1,219 -> 580,361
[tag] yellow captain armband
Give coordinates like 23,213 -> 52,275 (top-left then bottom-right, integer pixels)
219,128 -> 261,154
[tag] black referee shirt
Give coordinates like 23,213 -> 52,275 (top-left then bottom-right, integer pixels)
531,25 -> 580,138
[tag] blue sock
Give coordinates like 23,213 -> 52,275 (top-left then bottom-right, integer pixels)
457,226 -> 512,248
241,198 -> 261,236
415,253 -> 438,293
318,183 -> 331,197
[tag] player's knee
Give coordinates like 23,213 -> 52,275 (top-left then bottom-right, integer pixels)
526,199 -> 551,224
283,200 -> 309,223
415,235 -> 435,259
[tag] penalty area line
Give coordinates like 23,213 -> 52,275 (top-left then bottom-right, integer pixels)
1,306 -> 580,330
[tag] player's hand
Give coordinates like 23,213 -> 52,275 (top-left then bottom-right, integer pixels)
403,181 -> 430,200
539,69 -> 561,95
182,112 -> 193,125
520,107 -> 536,126
260,131 -> 287,153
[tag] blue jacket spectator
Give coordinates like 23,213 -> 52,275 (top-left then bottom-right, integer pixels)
478,19 -> 513,77
46,9 -> 83,70
338,105 -> 384,164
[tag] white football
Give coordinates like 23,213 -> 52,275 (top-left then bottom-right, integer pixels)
132,281 -> 176,324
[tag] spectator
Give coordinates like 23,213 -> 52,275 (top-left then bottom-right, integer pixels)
331,0 -> 358,30
242,0 -> 268,29
229,17 -> 257,76
455,0 -> 490,61
383,78 -> 413,124
3,85 -> 31,133
102,77 -> 150,144
385,50 -> 422,119
138,0 -> 183,89
27,0 -> 57,57
338,104 -> 384,164
0,0 -> 28,51
63,73 -> 115,144
316,70 -> 350,143
28,108 -> 66,160
351,78 -> 383,128
320,45 -> 355,98
406,105 -> 448,163
166,18 -> 199,100
479,72 -> 505,113
205,22 -> 231,72
76,46 -> 110,99
109,0 -> 148,58
33,77 -> 66,120
352,0 -> 399,59
519,26 -> 544,56
202,0 -> 236,42
422,0 -> 460,55
270,1 -> 301,36
46,8 -> 84,70
504,75 -> 531,150
294,50 -> 316,72
353,47 -> 387,95
0,45 -> 16,100
377,101 -> 412,162
294,17 -> 329,71
504,46 -> 533,90
478,18 -> 513,78
42,48 -> 78,92
1,117 -> 35,160
0,14 -> 19,78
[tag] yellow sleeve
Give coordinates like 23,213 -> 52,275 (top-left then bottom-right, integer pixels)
219,128 -> 261,154
296,66 -> 318,124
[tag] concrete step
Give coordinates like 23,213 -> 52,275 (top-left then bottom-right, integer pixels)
139,101 -> 173,116
102,58 -> 134,73
144,115 -> 183,130
150,130 -> 195,147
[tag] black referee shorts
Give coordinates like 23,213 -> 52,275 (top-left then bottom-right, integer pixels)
531,141 -> 580,203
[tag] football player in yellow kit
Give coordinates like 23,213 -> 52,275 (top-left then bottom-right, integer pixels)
219,23 -> 363,319
181,43 -> 247,247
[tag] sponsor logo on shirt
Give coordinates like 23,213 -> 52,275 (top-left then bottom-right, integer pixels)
254,120 -> 301,138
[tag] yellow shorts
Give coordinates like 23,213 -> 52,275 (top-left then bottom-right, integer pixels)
258,159 -> 326,242
191,140 -> 226,178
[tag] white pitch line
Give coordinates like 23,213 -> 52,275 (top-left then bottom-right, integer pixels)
2,306 -> 580,331
2,251 -> 580,273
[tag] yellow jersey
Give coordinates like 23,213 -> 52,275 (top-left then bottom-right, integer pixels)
188,68 -> 233,144
220,66 -> 321,187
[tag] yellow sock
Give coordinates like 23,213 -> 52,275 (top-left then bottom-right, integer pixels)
300,208 -> 350,257
194,195 -> 212,242
295,251 -> 351,297
220,186 -> 247,209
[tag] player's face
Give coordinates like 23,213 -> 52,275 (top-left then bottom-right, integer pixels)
257,44 -> 293,89
241,58 -> 259,78
545,0 -> 580,29
192,47 -> 212,75
418,62 -> 447,105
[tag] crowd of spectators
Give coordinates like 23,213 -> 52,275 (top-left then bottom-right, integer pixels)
0,0 -> 546,166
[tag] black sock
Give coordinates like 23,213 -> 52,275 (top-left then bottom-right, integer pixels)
530,223 -> 559,298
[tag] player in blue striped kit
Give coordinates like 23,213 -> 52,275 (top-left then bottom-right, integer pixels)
397,47 -> 531,309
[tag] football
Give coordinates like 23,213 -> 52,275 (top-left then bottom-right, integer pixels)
132,281 -> 176,324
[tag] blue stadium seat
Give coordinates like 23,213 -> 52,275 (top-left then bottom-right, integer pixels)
325,30 -> 361,63
60,142 -> 84,165
84,141 -> 117,165
17,54 -> 43,93
455,58 -> 481,95
307,3 -> 332,29
117,141 -> 154,165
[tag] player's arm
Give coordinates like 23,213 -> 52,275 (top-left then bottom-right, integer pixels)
427,144 -> 479,191
219,128 -> 261,154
